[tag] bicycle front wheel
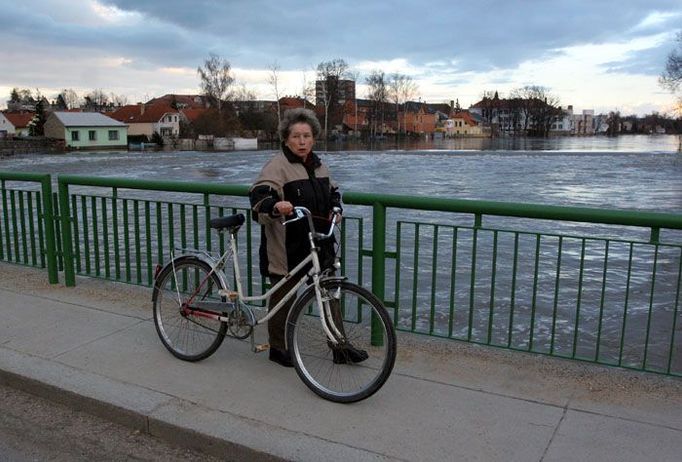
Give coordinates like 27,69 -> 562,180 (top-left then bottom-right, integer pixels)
287,279 -> 396,403
152,256 -> 227,361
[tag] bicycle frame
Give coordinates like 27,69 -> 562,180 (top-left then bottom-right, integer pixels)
169,207 -> 345,346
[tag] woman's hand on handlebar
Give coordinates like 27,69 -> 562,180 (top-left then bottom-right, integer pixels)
274,200 -> 294,216
330,207 -> 342,224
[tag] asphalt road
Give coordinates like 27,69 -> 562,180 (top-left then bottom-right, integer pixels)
0,383 -> 221,462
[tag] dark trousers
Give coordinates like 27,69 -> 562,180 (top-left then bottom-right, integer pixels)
268,272 -> 346,351
267,274 -> 299,351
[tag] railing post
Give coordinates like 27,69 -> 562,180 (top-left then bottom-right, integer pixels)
58,178 -> 76,287
371,201 -> 386,346
39,175 -> 59,284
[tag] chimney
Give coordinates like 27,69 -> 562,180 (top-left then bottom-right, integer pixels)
138,102 -> 145,115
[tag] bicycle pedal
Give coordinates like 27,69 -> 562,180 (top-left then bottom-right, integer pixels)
254,343 -> 270,353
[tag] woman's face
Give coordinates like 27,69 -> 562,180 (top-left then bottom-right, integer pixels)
285,122 -> 314,158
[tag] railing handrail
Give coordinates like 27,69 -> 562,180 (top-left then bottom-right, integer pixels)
0,172 -> 52,183
55,175 -> 682,230
57,175 -> 250,196
342,191 -> 682,230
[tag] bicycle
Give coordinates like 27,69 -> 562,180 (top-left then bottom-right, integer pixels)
152,206 -> 396,403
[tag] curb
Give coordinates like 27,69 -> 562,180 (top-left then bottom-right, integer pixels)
0,348 -> 391,461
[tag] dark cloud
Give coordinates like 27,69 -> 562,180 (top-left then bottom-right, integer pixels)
604,45 -> 672,75
97,0 -> 681,74
1,0 -> 681,113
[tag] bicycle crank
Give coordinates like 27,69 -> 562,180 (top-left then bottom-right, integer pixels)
227,305 -> 255,339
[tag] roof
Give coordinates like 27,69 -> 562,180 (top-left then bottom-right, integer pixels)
179,107 -> 208,123
146,94 -> 210,109
426,103 -> 452,114
50,112 -> 126,127
3,112 -> 35,128
452,111 -> 478,126
109,104 -> 178,124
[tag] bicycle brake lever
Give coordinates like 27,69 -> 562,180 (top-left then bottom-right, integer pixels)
281,208 -> 305,225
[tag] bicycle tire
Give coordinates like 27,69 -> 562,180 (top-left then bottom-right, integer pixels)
286,279 -> 397,403
152,256 -> 228,361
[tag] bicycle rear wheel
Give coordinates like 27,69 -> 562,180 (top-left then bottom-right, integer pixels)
287,279 -> 396,403
152,256 -> 227,361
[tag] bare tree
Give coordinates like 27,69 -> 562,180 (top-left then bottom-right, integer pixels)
316,58 -> 349,138
109,92 -> 128,107
268,62 -> 282,129
478,90 -> 498,137
300,68 -> 315,109
233,82 -> 256,102
659,31 -> 682,149
513,86 -> 562,136
197,53 -> 235,114
366,70 -> 388,138
85,89 -> 108,111
660,31 -> 682,94
59,89 -> 81,109
388,73 -> 417,135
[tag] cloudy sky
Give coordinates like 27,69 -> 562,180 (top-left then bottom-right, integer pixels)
2,0 -> 681,115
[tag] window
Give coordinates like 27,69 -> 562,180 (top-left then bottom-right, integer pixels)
89,130 -> 97,141
71,131 -> 80,141
160,128 -> 172,136
108,130 -> 119,141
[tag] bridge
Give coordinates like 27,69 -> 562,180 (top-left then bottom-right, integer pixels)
1,171 -> 680,377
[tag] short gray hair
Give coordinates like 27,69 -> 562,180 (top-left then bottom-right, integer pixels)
278,108 -> 322,141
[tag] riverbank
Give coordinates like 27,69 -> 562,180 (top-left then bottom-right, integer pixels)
0,262 -> 680,461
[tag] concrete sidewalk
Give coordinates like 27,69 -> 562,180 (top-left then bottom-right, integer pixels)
0,263 -> 680,462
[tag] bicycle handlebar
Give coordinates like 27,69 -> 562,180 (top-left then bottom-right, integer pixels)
282,206 -> 341,240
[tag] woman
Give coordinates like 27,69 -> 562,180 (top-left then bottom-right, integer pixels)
249,108 -> 344,367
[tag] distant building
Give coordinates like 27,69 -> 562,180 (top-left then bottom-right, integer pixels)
446,111 -> 483,137
572,108 -> 595,135
550,105 -> 573,135
232,100 -> 277,116
0,112 -> 34,137
279,96 -> 314,113
110,103 -> 180,138
402,102 -> 437,135
146,94 -> 211,110
44,112 -> 127,149
315,77 -> 355,107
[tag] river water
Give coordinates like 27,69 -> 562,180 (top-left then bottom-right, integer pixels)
2,135 -> 681,212
1,134 -> 681,372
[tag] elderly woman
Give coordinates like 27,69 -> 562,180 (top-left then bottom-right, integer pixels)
249,108 -> 344,367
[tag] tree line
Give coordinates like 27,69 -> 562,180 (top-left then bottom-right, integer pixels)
7,31 -> 682,140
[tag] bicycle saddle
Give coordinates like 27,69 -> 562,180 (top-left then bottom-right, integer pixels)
209,213 -> 245,231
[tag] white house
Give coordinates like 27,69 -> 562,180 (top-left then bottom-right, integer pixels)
110,103 -> 180,138
44,112 -> 128,149
0,112 -> 34,137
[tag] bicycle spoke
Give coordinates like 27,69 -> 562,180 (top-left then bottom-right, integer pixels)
153,258 -> 227,361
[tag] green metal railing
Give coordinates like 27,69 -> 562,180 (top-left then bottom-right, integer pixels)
1,172 -> 680,376
344,192 -> 682,376
0,172 -> 58,283
56,175 -> 252,288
